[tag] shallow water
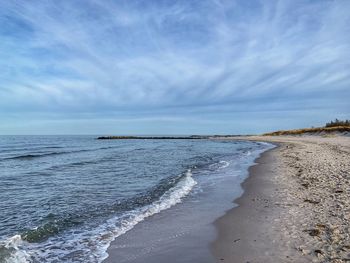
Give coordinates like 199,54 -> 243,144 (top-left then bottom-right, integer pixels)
0,136 -> 273,263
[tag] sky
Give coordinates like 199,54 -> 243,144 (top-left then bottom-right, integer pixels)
0,0 -> 349,135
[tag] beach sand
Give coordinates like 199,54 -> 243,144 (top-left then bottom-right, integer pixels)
212,135 -> 350,263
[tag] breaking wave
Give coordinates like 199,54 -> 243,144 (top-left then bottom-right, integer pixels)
0,170 -> 197,263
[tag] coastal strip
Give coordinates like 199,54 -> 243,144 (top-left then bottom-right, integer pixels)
96,135 -> 246,140
97,136 -> 207,140
212,136 -> 350,262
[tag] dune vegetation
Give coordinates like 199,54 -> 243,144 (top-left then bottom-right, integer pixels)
263,119 -> 350,136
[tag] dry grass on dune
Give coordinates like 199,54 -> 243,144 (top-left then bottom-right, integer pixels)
263,126 -> 350,136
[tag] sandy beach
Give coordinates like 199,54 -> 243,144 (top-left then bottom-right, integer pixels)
212,135 -> 350,263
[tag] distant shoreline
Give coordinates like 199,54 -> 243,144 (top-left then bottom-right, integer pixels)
97,135 -> 250,140
97,136 -> 207,140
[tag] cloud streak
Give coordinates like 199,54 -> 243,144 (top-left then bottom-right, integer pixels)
0,0 -> 349,134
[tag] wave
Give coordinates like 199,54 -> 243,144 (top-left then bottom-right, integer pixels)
1,145 -> 138,161
20,171 -> 191,243
4,152 -> 65,160
2,149 -> 91,161
0,235 -> 30,263
96,169 -> 197,261
0,146 -> 63,153
218,160 -> 230,169
208,160 -> 230,170
0,169 -> 196,262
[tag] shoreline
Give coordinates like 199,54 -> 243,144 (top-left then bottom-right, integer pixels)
101,141 -> 272,263
212,135 -> 350,262
211,143 -> 307,262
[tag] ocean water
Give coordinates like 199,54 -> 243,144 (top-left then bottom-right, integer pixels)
0,136 -> 273,263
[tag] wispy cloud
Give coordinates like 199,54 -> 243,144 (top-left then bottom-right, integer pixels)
0,0 -> 349,134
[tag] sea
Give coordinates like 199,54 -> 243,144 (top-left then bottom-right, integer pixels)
0,136 -> 274,263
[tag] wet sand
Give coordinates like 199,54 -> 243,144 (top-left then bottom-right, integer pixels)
212,136 -> 350,263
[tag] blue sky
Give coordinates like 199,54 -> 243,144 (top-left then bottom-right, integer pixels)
0,0 -> 349,135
